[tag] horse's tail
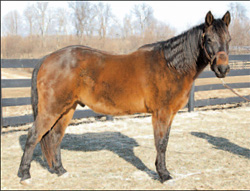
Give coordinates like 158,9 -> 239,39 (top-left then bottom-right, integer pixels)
31,58 -> 42,120
31,57 -> 55,168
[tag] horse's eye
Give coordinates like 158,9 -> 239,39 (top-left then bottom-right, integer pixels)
207,38 -> 212,44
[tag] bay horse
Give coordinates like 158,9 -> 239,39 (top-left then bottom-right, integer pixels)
18,11 -> 231,184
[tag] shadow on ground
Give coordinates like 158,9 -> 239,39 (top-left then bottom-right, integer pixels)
191,132 -> 250,159
19,131 -> 159,180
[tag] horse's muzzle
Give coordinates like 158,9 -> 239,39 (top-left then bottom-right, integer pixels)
211,51 -> 230,78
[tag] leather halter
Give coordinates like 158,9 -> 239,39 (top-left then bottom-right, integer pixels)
201,33 -> 216,66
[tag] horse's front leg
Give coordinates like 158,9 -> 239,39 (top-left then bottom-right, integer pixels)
152,109 -> 174,183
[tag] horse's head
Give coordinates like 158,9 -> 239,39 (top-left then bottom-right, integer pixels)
202,11 -> 231,78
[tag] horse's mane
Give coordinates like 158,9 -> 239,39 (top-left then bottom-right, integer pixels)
139,23 -> 205,73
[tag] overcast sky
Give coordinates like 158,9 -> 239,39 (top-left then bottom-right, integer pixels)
1,1 -> 250,34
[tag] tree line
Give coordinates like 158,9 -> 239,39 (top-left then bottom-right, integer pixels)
1,2 -> 249,58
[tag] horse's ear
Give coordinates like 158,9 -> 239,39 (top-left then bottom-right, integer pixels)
205,11 -> 214,27
222,11 -> 231,27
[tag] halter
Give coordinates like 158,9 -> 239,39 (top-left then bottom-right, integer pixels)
201,33 -> 216,66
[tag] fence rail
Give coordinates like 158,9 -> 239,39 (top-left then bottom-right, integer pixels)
1,55 -> 250,127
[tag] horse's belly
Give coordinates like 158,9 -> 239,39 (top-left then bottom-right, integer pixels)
84,93 -> 147,116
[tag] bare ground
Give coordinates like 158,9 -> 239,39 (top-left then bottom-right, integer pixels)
1,103 -> 250,190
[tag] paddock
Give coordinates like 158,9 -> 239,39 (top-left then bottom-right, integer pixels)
1,103 -> 249,190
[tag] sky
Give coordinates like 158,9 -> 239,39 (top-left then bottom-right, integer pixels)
1,1 -> 250,34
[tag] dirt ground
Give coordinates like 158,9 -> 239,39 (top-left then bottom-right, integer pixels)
1,103 -> 250,190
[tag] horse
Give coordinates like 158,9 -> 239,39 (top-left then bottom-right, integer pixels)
18,11 -> 231,184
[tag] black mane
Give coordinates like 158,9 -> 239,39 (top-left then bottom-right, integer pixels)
139,23 -> 206,73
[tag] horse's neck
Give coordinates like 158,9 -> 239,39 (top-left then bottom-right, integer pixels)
192,44 -> 210,80
163,25 -> 208,78
169,32 -> 209,89
184,30 -> 209,80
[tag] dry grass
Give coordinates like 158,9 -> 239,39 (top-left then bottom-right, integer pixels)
1,103 -> 250,190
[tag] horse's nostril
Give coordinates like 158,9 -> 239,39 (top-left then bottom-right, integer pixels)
218,65 -> 229,74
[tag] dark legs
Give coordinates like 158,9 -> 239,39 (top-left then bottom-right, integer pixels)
18,105 -> 76,183
50,106 -> 76,176
18,123 -> 38,181
152,109 -> 175,183
18,115 -> 58,183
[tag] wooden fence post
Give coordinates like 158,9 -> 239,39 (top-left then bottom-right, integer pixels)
1,61 -> 2,128
188,83 -> 195,112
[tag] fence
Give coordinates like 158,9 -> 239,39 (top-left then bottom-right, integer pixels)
1,55 -> 250,127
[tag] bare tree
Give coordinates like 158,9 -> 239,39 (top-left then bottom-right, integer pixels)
54,8 -> 69,35
132,3 -> 154,35
34,2 -> 54,37
122,14 -> 134,38
228,2 -> 250,47
108,20 -> 122,39
2,10 -> 22,35
23,4 -> 38,36
95,2 -> 114,39
68,1 -> 96,38
229,2 -> 248,22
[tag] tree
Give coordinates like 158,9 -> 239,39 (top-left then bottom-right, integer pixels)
95,2 -> 114,39
2,10 -> 22,36
68,1 -> 97,38
229,2 -> 247,22
132,3 -> 154,36
228,2 -> 250,47
122,14 -> 134,38
54,8 -> 69,35
23,3 -> 38,36
35,2 -> 54,37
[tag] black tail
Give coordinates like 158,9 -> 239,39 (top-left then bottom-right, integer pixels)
31,57 -> 46,120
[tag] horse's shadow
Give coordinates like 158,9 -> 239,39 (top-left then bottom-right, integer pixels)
191,132 -> 250,159
19,131 -> 159,180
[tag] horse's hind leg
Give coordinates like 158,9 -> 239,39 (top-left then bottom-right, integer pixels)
152,109 -> 175,183
49,104 -> 77,176
18,114 -> 61,183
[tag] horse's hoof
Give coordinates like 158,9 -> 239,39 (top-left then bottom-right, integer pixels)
160,174 -> 172,183
56,168 -> 67,177
53,166 -> 67,176
20,178 -> 31,185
